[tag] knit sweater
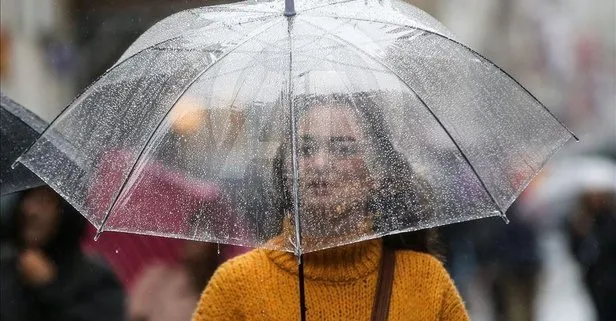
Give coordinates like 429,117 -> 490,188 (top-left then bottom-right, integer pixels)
193,239 -> 469,320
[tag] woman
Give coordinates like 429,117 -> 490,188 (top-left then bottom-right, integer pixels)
0,186 -> 125,321
192,92 -> 469,320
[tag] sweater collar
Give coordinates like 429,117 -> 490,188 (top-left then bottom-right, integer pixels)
264,238 -> 383,282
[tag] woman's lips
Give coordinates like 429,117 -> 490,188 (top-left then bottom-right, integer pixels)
306,180 -> 331,196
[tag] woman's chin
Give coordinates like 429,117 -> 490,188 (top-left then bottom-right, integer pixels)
301,199 -> 337,215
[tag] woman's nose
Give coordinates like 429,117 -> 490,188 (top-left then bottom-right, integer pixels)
310,150 -> 330,171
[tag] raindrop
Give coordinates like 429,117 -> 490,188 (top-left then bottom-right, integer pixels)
115,249 -> 119,254
217,243 -> 220,255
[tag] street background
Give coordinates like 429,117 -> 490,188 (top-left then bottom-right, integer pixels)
1,1 -> 614,320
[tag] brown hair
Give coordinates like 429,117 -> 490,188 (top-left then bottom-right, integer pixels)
270,92 -> 440,255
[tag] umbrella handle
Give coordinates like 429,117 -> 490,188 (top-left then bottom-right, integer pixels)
284,0 -> 296,16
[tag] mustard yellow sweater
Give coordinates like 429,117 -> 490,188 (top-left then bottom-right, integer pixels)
193,239 -> 469,320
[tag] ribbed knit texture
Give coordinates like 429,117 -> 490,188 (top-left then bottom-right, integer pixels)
193,239 -> 469,320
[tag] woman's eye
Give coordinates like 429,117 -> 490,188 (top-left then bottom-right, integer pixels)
332,143 -> 358,156
338,145 -> 351,155
300,144 -> 316,157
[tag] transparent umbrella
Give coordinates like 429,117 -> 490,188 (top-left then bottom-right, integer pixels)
1,93 -> 47,195
19,0 -> 575,258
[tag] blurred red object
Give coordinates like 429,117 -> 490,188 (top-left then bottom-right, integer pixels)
0,28 -> 11,78
82,228 -> 183,289
81,149 -> 228,289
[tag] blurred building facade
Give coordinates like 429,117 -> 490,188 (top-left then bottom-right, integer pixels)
0,0 -> 237,121
0,0 -> 74,121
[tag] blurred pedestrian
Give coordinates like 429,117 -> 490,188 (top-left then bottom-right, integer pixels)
0,186 -> 125,321
566,190 -> 616,321
0,193 -> 20,260
474,199 -> 542,321
129,241 -> 218,321
438,221 -> 480,304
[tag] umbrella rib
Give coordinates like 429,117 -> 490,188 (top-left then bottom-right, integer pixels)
287,19 -> 303,258
302,19 -> 506,215
95,18 -> 283,236
305,15 -> 578,141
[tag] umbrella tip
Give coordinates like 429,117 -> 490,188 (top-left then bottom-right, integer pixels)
10,158 -> 21,170
499,212 -> 510,224
94,229 -> 103,241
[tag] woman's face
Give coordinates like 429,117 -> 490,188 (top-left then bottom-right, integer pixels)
295,105 -> 373,219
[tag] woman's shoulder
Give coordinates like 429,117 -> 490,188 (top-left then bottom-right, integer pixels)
195,249 -> 279,319
394,250 -> 450,283
220,247 -> 272,269
208,248 -> 272,286
394,250 -> 469,319
396,249 -> 443,265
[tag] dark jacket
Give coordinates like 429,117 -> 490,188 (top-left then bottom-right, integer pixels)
567,201 -> 616,321
0,192 -> 125,321
474,201 -> 541,273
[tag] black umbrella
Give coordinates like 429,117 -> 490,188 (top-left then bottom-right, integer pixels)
0,93 -> 47,195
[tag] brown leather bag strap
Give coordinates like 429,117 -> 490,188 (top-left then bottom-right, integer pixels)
371,247 -> 396,321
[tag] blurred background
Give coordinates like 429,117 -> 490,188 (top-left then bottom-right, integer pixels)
1,0 -> 614,320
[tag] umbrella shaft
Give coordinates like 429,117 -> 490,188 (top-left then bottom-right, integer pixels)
298,254 -> 307,321
284,0 -> 296,16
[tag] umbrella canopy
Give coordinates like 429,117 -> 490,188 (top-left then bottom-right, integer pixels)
0,93 -> 47,195
18,0 -> 574,254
